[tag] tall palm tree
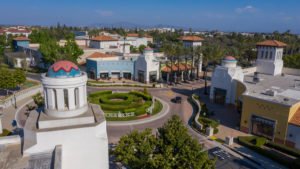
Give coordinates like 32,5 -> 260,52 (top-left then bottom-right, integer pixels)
201,45 -> 224,95
194,46 -> 202,79
162,43 -> 176,83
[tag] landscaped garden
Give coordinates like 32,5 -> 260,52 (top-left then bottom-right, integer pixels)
88,90 -> 163,121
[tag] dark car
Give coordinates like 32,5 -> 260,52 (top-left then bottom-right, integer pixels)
172,96 -> 182,104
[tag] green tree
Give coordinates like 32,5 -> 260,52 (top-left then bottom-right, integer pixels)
14,69 -> 26,85
283,54 -> 300,69
32,92 -> 44,107
39,39 -> 62,65
113,115 -> 215,169
0,69 -> 17,93
138,44 -> 146,53
201,45 -> 224,95
62,34 -> 84,63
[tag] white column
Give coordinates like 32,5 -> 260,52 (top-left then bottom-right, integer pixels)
46,88 -> 55,110
68,88 -> 76,110
43,89 -> 47,109
83,85 -> 87,105
56,89 -> 65,110
78,86 -> 85,107
0,115 -> 3,134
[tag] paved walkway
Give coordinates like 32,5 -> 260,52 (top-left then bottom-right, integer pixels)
1,97 -> 33,131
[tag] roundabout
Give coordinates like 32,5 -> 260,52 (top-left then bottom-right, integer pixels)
88,90 -> 163,121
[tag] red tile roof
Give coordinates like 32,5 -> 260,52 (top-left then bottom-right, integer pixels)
13,36 -> 30,41
224,56 -> 237,61
289,108 -> 300,127
256,40 -> 287,47
88,52 -> 116,58
179,36 -> 204,42
7,28 -> 31,33
161,63 -> 192,72
91,35 -> 118,41
127,33 -> 139,37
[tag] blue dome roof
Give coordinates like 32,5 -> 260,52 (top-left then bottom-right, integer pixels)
47,60 -> 81,78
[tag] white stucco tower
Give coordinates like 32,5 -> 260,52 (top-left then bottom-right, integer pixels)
23,60 -> 109,169
210,56 -> 244,104
135,48 -> 160,83
256,40 -> 287,76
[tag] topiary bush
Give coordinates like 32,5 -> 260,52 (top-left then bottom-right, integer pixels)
129,91 -> 152,100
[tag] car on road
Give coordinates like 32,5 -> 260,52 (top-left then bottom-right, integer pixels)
171,96 -> 182,104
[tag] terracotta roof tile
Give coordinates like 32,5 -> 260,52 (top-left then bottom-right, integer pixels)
91,35 -> 118,41
161,63 -> 192,72
179,36 -> 204,42
88,52 -> 116,58
289,108 -> 300,127
127,33 -> 139,37
256,40 -> 287,47
13,36 -> 30,41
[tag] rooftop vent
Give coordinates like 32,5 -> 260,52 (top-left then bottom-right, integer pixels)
264,89 -> 277,97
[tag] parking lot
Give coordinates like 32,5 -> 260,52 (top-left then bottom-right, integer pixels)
208,147 -> 258,169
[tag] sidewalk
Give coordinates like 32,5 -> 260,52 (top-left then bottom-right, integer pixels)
1,97 -> 34,131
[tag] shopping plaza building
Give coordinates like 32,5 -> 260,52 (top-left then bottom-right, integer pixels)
210,40 -> 300,149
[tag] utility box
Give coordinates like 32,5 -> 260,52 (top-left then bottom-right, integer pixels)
206,126 -> 214,137
225,136 -> 234,146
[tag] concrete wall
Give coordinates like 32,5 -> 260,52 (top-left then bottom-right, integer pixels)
242,67 -> 257,75
0,85 -> 42,109
24,122 -> 109,169
283,67 -> 300,76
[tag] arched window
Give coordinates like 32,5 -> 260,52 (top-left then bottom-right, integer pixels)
269,51 -> 272,59
261,51 -> 264,59
64,89 -> 69,109
74,88 -> 79,107
265,51 -> 268,59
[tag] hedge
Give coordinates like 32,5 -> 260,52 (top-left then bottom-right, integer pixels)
129,91 -> 152,100
198,117 -> 220,134
238,136 -> 300,168
99,93 -> 134,105
266,141 -> 300,158
89,90 -> 112,97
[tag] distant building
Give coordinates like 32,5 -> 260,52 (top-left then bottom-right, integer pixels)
86,48 -> 160,83
179,35 -> 204,48
12,36 -> 30,51
89,35 -> 119,49
0,26 -> 31,37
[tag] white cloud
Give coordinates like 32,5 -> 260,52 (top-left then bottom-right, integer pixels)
96,10 -> 113,17
235,5 -> 256,14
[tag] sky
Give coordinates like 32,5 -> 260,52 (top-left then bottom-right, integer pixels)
1,0 -> 300,33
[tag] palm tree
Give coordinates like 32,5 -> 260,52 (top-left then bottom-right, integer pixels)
194,46 -> 202,79
162,43 -> 176,84
201,45 -> 224,95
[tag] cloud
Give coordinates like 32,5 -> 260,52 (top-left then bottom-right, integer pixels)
235,5 -> 256,14
96,10 -> 113,17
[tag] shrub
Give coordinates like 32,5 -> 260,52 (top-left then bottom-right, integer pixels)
198,117 -> 219,134
129,91 -> 152,100
266,141 -> 300,158
238,136 -> 299,168
255,137 -> 267,147
124,108 -> 136,113
0,129 -> 11,137
99,93 -> 134,105
89,90 -> 112,97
